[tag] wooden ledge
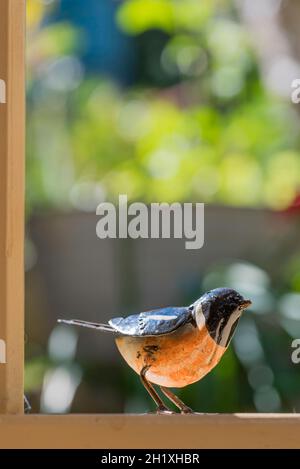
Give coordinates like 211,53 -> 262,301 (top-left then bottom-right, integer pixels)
0,414 -> 299,449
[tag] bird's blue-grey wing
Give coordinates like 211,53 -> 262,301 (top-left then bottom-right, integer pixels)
109,306 -> 192,337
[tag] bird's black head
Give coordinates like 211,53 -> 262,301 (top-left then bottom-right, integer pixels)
191,287 -> 251,347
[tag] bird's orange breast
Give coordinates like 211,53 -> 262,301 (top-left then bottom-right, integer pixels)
115,323 -> 227,388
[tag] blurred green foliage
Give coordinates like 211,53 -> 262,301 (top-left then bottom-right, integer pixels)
26,0 -> 300,216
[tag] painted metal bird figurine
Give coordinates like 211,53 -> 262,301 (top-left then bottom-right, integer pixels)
58,287 -> 251,414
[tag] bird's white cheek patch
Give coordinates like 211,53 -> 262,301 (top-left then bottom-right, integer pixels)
194,303 -> 206,329
218,308 -> 241,347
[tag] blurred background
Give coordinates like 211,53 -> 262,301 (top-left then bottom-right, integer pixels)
26,0 -> 300,414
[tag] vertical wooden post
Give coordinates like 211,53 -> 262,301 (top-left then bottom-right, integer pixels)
0,0 -> 25,414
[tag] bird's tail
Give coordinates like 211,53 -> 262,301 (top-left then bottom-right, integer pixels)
57,319 -> 115,333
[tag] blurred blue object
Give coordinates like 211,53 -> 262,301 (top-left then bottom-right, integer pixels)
47,0 -> 137,85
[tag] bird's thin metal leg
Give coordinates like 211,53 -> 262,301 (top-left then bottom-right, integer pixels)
160,386 -> 194,414
140,366 -> 174,414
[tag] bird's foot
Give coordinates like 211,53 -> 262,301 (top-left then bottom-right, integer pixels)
148,406 -> 176,415
180,406 -> 194,414
156,408 -> 176,415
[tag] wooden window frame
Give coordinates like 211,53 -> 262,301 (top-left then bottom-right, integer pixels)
0,0 -> 299,449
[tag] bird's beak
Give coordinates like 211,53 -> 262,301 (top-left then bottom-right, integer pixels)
240,299 -> 252,310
